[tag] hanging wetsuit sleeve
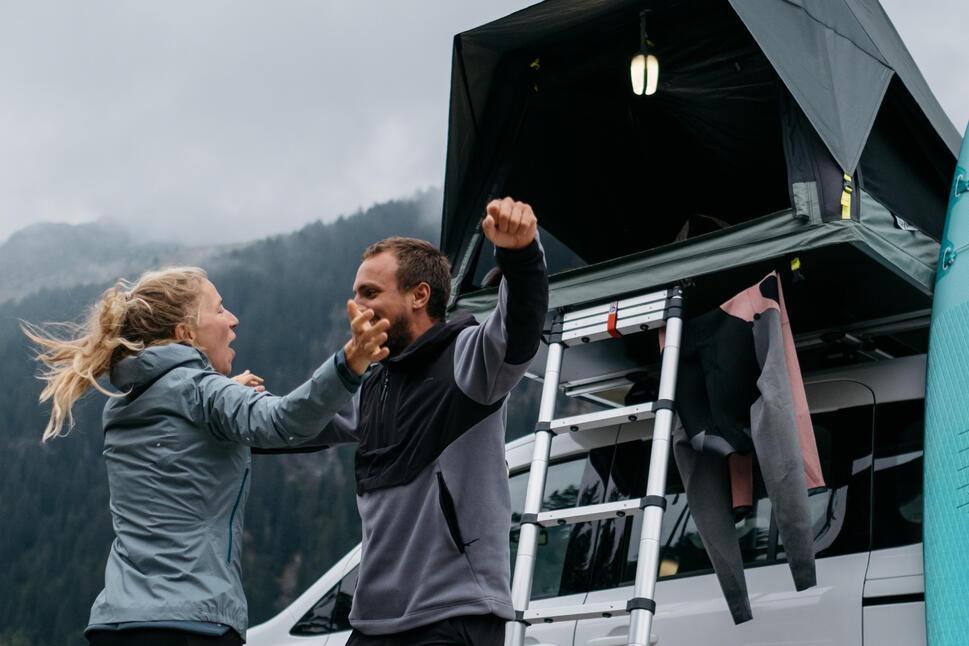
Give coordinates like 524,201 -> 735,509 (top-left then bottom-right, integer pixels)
750,307 -> 817,591
672,421 -> 754,624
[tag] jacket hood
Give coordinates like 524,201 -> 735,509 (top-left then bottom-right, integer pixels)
386,312 -> 477,365
110,343 -> 210,393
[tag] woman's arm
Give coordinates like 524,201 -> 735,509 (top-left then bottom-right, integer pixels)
197,300 -> 387,448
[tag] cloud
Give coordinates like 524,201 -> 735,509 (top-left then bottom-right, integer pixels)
881,0 -> 969,131
0,1 -> 531,244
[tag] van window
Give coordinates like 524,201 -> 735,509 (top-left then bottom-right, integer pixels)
289,565 -> 358,636
871,398 -> 924,550
777,402 -> 874,559
509,445 -> 613,599
505,375 -> 609,443
589,401 -> 873,590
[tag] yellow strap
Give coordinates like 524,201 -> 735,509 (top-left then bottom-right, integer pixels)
841,172 -> 853,220
790,257 -> 801,272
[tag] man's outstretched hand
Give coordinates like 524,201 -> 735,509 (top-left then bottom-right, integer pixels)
343,300 -> 391,375
482,197 -> 537,250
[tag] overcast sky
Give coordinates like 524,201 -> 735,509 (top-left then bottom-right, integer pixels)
0,1 -> 965,246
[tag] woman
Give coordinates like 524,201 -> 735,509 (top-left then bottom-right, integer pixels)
23,266 -> 388,646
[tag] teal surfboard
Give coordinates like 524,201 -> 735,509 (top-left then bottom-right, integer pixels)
924,122 -> 969,645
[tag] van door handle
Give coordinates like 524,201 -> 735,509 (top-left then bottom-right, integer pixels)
587,634 -> 658,645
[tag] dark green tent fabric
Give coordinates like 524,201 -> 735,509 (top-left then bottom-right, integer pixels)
442,0 -> 959,268
453,190 -> 938,319
727,0 -> 893,175
728,0 -> 960,174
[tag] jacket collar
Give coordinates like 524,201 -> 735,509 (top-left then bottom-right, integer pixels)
110,343 -> 210,392
385,312 -> 477,365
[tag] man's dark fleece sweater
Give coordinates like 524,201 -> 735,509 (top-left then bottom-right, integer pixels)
317,240 -> 548,635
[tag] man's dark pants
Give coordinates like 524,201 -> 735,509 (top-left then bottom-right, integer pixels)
346,614 -> 505,646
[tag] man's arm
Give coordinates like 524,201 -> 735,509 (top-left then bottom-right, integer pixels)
453,198 -> 549,405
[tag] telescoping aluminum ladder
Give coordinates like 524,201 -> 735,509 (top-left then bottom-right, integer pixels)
508,287 -> 684,646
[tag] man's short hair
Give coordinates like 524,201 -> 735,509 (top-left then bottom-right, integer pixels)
363,237 -> 452,321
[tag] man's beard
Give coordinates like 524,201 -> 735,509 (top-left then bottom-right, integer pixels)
384,314 -> 413,357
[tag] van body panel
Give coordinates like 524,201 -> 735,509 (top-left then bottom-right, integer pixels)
863,603 -> 926,646
576,553 -> 867,646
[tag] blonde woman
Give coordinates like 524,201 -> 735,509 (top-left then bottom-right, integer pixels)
24,267 -> 389,646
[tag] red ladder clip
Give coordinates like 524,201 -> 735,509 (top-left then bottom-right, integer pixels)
607,301 -> 622,338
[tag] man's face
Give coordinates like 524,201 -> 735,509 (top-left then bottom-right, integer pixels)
353,252 -> 413,356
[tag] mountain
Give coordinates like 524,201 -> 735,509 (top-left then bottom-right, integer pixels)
0,221 -> 228,304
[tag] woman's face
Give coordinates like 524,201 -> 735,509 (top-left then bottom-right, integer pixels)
192,279 -> 239,374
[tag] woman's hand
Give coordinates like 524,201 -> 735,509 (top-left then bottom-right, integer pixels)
343,300 -> 391,375
232,370 -> 266,392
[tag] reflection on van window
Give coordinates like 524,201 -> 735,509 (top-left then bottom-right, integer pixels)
599,439 -> 769,589
872,399 -> 924,550
510,446 -> 612,599
507,399 -> 876,598
290,565 -> 358,636
776,404 -> 873,560
611,403 -> 872,589
505,375 -> 609,443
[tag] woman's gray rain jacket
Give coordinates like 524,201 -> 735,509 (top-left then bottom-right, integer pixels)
87,343 -> 357,638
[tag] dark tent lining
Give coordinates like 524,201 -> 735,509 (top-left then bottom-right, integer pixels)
860,77 -> 954,240
461,0 -> 793,289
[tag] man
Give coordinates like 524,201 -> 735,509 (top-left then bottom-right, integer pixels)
323,197 -> 548,645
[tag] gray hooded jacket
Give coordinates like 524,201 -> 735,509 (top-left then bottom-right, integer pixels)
87,343 -> 357,638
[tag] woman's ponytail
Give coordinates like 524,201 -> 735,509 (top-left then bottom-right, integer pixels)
23,267 -> 207,441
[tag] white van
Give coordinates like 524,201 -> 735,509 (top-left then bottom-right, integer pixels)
248,353 -> 926,646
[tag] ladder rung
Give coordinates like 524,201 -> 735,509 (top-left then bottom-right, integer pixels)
557,288 -> 678,347
548,401 -> 661,434
561,309 -> 666,346
563,375 -> 632,398
523,600 -> 631,624
536,498 -> 643,527
561,289 -> 671,323
562,299 -> 666,333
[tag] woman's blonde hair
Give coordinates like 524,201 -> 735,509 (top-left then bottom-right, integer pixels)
22,266 -> 209,442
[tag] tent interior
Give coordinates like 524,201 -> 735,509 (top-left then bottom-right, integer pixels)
467,0 -> 792,280
444,0 -> 958,396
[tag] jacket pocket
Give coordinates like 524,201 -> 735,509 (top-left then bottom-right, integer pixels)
436,472 -> 466,554
227,467 -> 250,564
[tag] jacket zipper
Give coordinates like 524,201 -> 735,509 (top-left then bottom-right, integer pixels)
227,467 -> 250,565
379,370 -> 390,419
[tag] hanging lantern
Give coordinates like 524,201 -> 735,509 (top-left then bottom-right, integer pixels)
630,11 -> 659,96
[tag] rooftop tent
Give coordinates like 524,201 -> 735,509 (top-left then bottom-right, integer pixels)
442,0 -> 960,339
